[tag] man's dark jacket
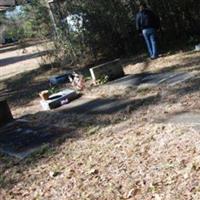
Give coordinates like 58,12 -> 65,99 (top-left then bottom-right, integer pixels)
136,9 -> 160,32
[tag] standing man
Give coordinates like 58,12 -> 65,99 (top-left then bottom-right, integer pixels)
136,2 -> 160,59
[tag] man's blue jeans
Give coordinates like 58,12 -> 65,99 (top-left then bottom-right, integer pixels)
142,28 -> 158,58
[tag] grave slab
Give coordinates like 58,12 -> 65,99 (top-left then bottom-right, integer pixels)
107,71 -> 195,88
0,120 -> 72,159
158,112 -> 200,132
165,112 -> 200,125
59,94 -> 160,115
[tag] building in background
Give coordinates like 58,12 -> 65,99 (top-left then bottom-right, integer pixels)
0,0 -> 15,11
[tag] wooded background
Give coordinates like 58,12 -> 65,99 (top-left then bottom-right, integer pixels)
1,0 -> 200,65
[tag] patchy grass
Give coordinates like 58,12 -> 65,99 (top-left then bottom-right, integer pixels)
137,85 -> 155,95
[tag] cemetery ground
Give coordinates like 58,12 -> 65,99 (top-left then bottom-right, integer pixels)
1,42 -> 200,199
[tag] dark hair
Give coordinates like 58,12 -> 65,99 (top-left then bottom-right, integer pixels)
139,2 -> 147,8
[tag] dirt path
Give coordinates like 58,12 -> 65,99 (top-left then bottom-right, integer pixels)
0,41 -> 50,81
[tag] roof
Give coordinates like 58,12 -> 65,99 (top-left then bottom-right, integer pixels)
0,0 -> 64,12
0,0 -> 15,6
0,0 -> 15,11
0,0 -> 29,11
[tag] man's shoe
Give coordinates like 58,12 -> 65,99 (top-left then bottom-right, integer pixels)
150,56 -> 158,60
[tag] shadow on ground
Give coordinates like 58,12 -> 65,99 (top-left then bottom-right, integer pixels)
159,52 -> 200,73
169,76 -> 200,97
60,94 -> 160,114
0,50 -> 51,67
0,92 -> 161,190
124,49 -> 200,75
0,64 -> 52,106
0,40 -> 46,54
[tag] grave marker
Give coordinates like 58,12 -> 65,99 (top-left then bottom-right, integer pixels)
89,59 -> 125,84
40,89 -> 79,110
0,99 -> 13,127
49,72 -> 71,85
0,120 -> 72,159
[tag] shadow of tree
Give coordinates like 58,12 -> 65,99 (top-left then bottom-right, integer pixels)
0,92 -> 161,190
0,50 -> 51,67
0,64 -> 52,106
0,40 -> 46,54
159,53 -> 200,73
122,53 -> 149,68
169,76 -> 200,97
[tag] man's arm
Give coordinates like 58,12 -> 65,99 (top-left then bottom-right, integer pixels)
136,13 -> 141,32
150,10 -> 160,30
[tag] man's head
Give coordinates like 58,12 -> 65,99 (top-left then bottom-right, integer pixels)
139,2 -> 147,11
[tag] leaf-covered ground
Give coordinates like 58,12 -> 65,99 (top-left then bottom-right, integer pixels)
1,43 -> 200,199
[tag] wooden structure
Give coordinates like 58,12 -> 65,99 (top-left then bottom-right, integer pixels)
0,0 -> 15,11
0,0 -> 30,12
0,0 -> 15,6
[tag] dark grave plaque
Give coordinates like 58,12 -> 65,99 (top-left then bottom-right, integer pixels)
49,74 -> 70,85
0,99 -> 13,127
49,73 -> 71,85
0,120 -> 72,159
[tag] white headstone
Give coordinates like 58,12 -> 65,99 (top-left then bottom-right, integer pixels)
195,44 -> 200,51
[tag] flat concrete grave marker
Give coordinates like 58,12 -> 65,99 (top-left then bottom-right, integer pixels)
40,89 -> 79,110
0,99 -> 13,127
157,112 -> 200,132
0,120 -> 72,159
89,59 -> 125,83
106,71 -> 195,88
